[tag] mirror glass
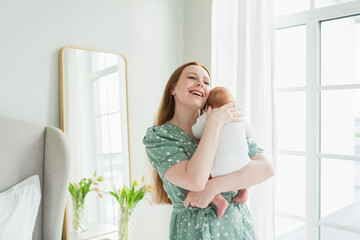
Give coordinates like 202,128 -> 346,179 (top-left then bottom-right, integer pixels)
60,47 -> 131,237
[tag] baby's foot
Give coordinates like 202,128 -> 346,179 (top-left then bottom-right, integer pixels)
212,194 -> 228,218
232,188 -> 248,205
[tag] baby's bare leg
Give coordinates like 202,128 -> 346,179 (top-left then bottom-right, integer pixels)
232,188 -> 249,205
208,174 -> 228,218
211,193 -> 228,218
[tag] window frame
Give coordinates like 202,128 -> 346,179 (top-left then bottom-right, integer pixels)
274,1 -> 360,239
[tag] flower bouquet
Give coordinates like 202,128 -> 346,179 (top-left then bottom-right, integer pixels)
68,172 -> 103,232
109,175 -> 153,240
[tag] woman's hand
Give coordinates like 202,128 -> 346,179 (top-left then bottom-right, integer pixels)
183,180 -> 217,208
232,188 -> 249,205
206,103 -> 243,128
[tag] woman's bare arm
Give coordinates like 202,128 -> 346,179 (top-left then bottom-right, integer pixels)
164,104 -> 242,191
210,153 -> 274,192
163,120 -> 220,191
183,153 -> 274,208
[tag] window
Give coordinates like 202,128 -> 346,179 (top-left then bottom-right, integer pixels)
274,1 -> 360,239
91,52 -> 125,224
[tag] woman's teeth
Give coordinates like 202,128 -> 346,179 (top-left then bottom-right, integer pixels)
190,91 -> 203,97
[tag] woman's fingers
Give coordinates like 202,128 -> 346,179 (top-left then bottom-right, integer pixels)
230,107 -> 242,112
184,192 -> 196,208
233,111 -> 244,122
206,103 -> 244,126
184,195 -> 198,208
220,103 -> 242,113
184,191 -> 203,207
221,102 -> 236,109
233,111 -> 244,118
183,197 -> 190,208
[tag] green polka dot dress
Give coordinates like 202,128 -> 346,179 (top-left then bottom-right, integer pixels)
143,122 -> 263,240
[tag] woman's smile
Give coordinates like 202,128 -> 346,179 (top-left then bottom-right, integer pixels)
189,89 -> 204,97
172,65 -> 211,109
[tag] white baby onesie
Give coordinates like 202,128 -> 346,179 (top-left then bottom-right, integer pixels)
192,113 -> 251,178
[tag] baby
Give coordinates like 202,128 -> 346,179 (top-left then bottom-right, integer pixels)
192,86 -> 251,218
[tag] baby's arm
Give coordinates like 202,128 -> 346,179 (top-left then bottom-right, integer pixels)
192,113 -> 207,139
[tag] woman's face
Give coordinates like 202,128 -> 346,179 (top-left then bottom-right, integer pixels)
172,65 -> 211,110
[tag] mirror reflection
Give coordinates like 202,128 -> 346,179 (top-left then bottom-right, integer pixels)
59,47 -> 131,238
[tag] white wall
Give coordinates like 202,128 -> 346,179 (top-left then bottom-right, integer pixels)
0,0 -> 184,127
0,0 -> 184,239
183,0 -> 212,70
0,0 -> 213,239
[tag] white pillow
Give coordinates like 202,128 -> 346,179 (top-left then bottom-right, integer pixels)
0,175 -> 41,240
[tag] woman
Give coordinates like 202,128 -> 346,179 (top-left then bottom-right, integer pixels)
143,62 -> 274,239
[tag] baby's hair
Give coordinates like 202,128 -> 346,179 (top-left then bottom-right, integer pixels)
207,87 -> 235,108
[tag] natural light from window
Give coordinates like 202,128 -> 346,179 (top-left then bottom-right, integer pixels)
274,2 -> 360,239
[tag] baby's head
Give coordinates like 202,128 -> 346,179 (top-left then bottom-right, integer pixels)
207,87 -> 235,109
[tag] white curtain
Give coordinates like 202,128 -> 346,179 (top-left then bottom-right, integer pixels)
64,49 -> 98,225
64,49 -> 96,182
212,1 -> 276,239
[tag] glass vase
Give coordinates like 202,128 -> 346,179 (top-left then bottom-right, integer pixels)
71,197 -> 88,232
118,207 -> 136,240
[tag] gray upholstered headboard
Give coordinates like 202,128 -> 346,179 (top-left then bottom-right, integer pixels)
0,116 -> 71,240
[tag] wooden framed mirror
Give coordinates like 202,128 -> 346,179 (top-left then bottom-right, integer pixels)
59,46 -> 131,240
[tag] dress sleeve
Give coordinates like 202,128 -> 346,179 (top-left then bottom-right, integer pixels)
143,125 -> 190,178
247,138 -> 264,158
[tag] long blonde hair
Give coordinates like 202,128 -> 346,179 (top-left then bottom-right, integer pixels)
152,62 -> 211,204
